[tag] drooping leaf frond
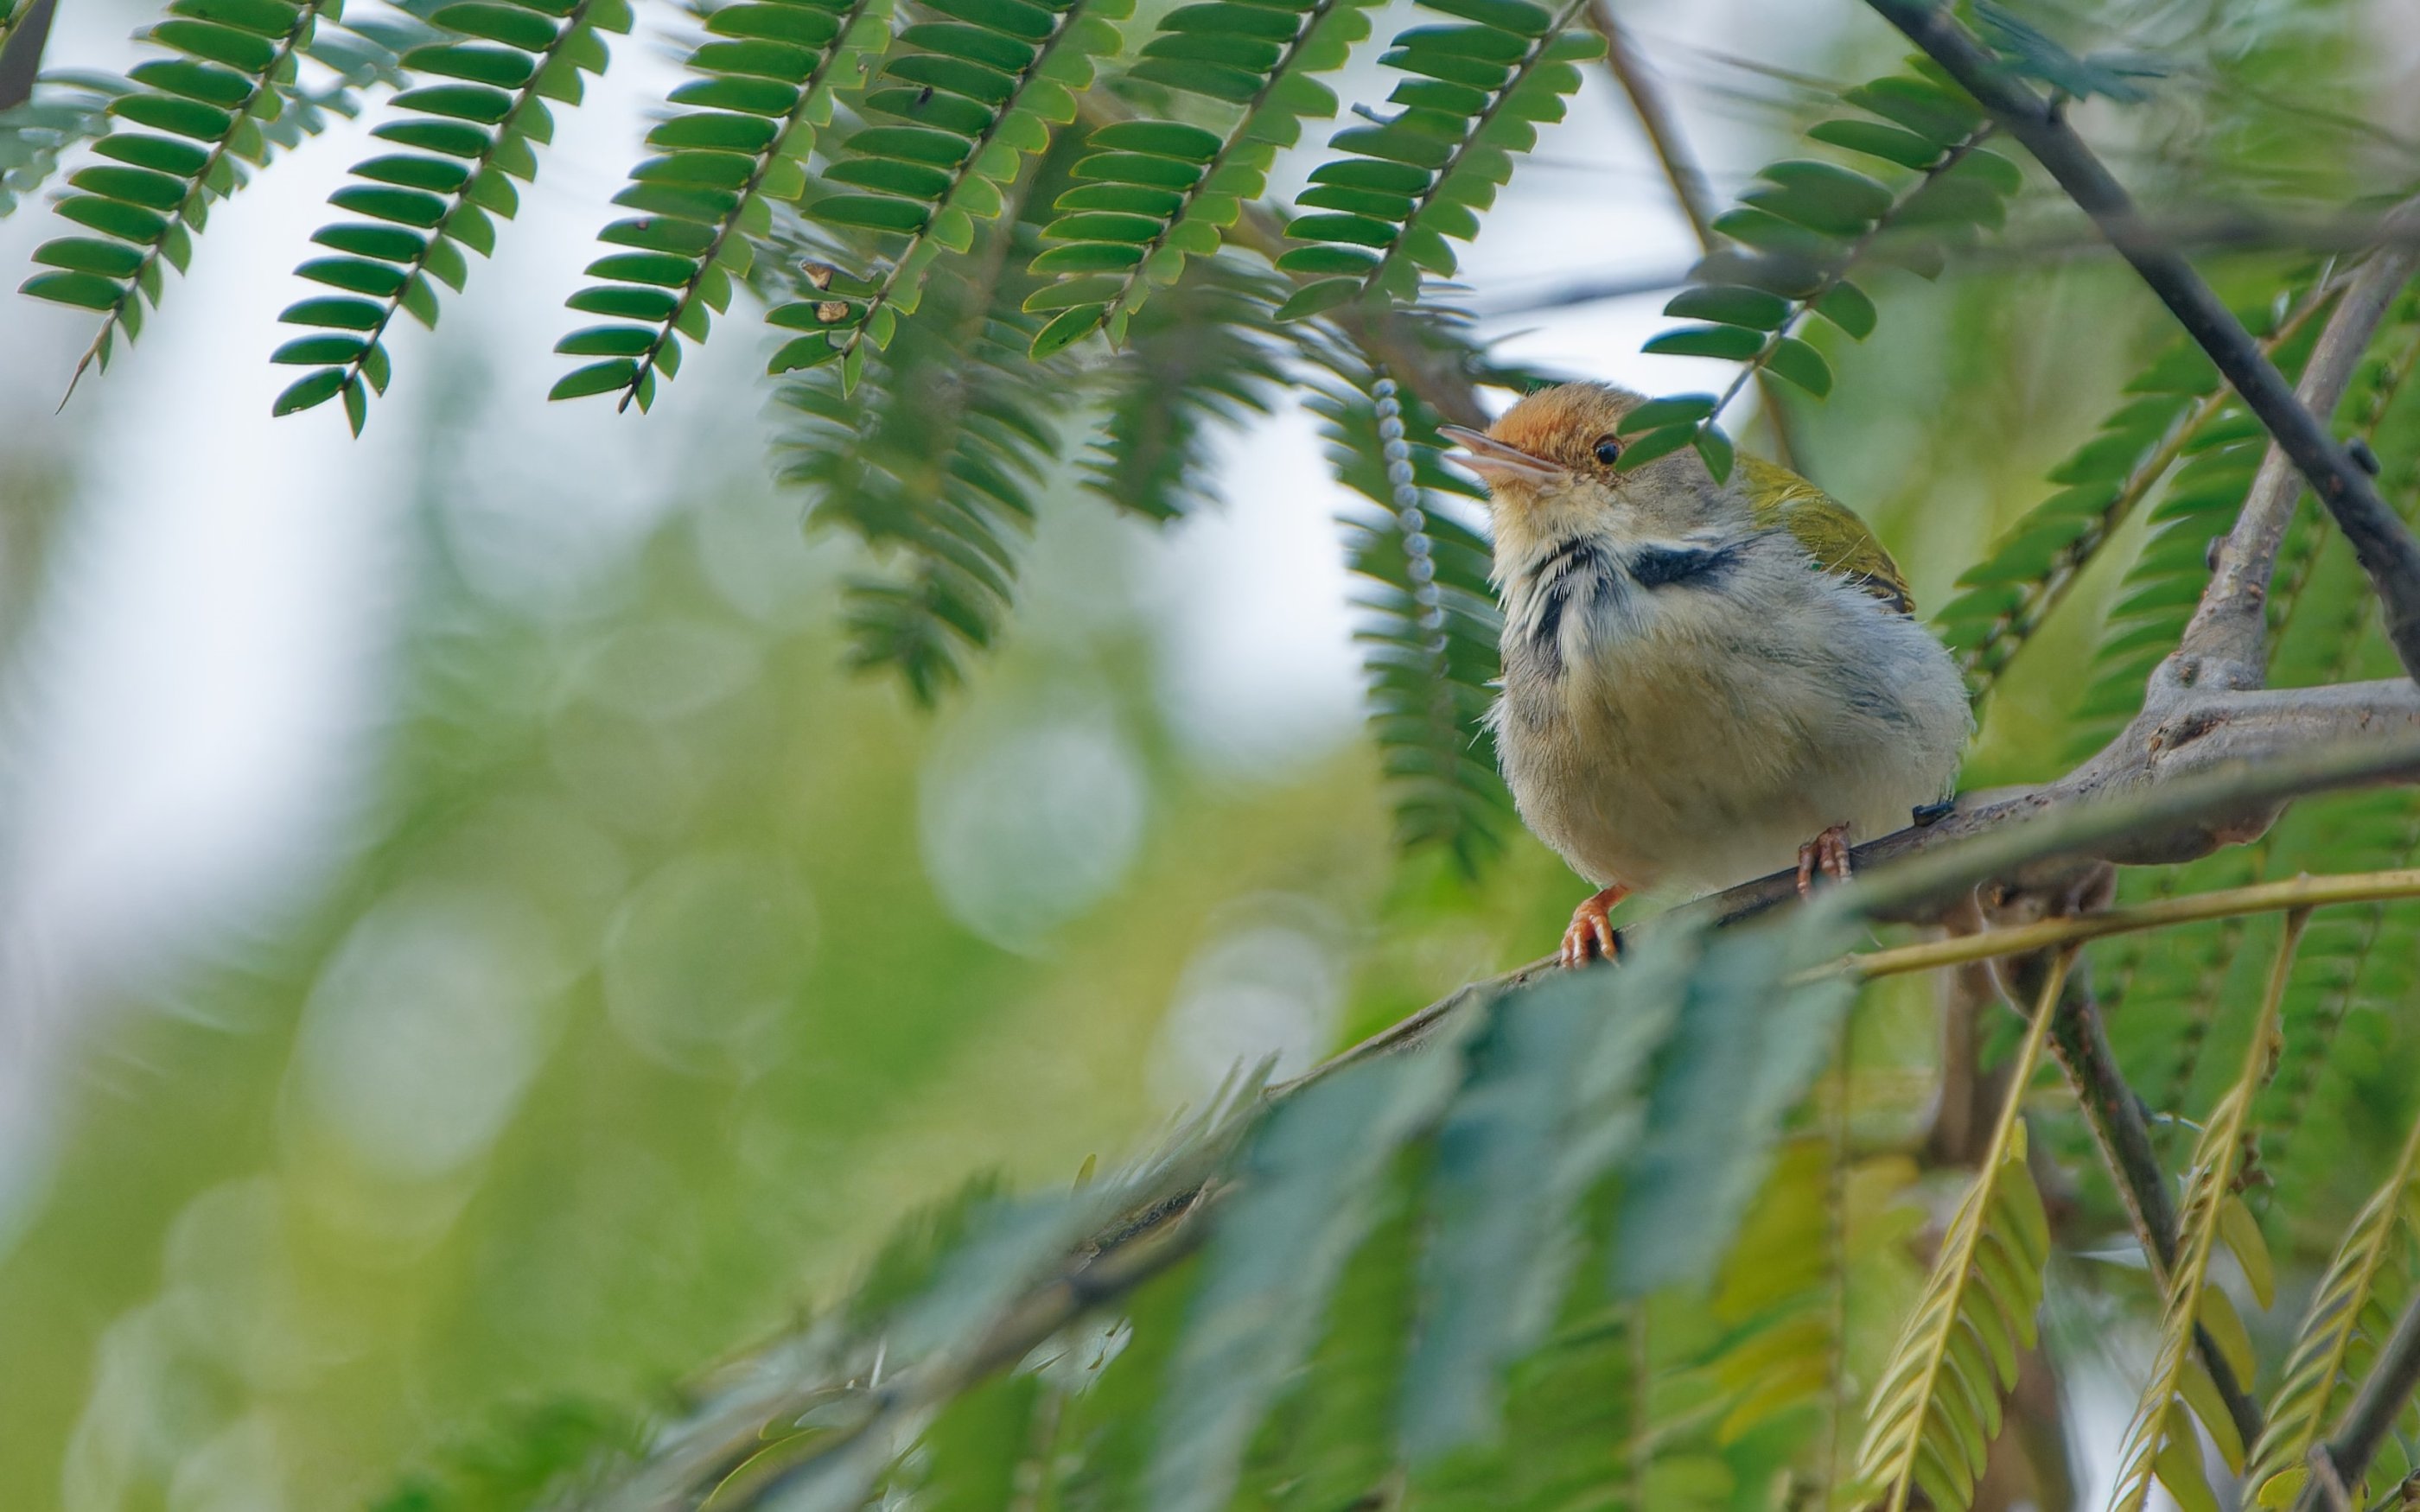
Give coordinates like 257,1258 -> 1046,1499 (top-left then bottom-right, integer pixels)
1706,1127 -> 1919,1481
550,0 -> 892,410
771,221 -> 1079,702
1076,261 -> 1292,522
761,0 -> 1129,393
2247,1107 -> 2420,1508
1933,274 -> 2333,705
1616,63 -> 2022,483
0,73 -> 126,215
1016,0 -> 1380,355
362,1397 -> 648,1512
1399,970 -> 1672,1452
1850,951 -> 2067,1512
21,0 -> 347,385
1309,361 -> 1512,877
2105,912 -> 2310,1512
469,905 -> 1859,1512
1272,0 -> 1600,322
277,0 -> 628,429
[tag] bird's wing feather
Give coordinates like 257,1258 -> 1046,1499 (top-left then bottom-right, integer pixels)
1739,456 -> 1914,615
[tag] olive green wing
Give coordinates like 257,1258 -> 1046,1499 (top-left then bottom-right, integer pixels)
1739,455 -> 1915,615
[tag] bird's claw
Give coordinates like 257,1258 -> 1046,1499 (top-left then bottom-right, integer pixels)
1559,884 -> 1630,968
1796,824 -> 1854,899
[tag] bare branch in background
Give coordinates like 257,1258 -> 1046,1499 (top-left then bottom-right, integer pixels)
0,0 -> 60,111
1481,208 -> 2420,317
1588,0 -> 1715,244
1866,0 -> 2420,684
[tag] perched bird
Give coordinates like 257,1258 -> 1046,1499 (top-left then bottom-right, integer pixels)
1439,383 -> 1970,967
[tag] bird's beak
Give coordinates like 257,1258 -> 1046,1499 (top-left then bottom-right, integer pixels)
1438,425 -> 1565,488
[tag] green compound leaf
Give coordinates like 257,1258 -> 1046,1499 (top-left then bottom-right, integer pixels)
766,0 -> 1131,393
281,0 -> 628,429
1020,0 -> 1385,351
1622,60 -> 2022,470
1273,0 -> 1598,319
22,0 -> 342,392
1933,273 -> 2331,708
1850,954 -> 2066,1512
555,0 -> 891,410
2106,915 -> 2311,1512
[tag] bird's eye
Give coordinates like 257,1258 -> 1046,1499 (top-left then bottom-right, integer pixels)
1591,435 -> 1622,467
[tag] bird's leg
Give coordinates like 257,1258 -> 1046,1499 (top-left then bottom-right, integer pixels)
1560,884 -> 1631,969
1796,823 -> 1854,898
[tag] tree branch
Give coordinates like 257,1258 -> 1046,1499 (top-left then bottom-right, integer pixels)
1866,0 -> 2420,684
1634,680 -> 2420,942
2181,217 -> 2420,684
2016,954 -> 2266,1452
2296,1290 -> 2420,1512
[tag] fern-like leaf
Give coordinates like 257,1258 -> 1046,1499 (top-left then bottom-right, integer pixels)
1309,365 -> 1512,876
1933,276 -> 2332,703
762,0 -> 1129,393
2246,1105 -> 2420,1506
2105,911 -> 2312,1512
21,0 -> 343,388
1017,0 -> 1379,355
277,0 -> 627,429
1143,1050 -> 1459,1512
1850,950 -> 2067,1512
1272,0 -> 1600,321
772,227 -> 1078,700
1077,263 -> 1291,522
1706,1130 -> 1919,1462
1617,64 -> 2022,483
551,0 -> 891,410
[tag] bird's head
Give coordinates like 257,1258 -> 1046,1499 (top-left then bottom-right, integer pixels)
1441,383 -> 1730,561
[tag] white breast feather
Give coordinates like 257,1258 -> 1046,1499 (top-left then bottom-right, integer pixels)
1492,533 -> 1970,896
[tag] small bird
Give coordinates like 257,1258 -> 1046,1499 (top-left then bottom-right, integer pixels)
1440,383 -> 1970,967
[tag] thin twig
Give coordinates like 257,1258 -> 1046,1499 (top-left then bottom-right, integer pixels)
1589,0 -> 1715,245
1479,210 -> 2420,319
1867,0 -> 2420,684
1829,867 -> 2420,981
